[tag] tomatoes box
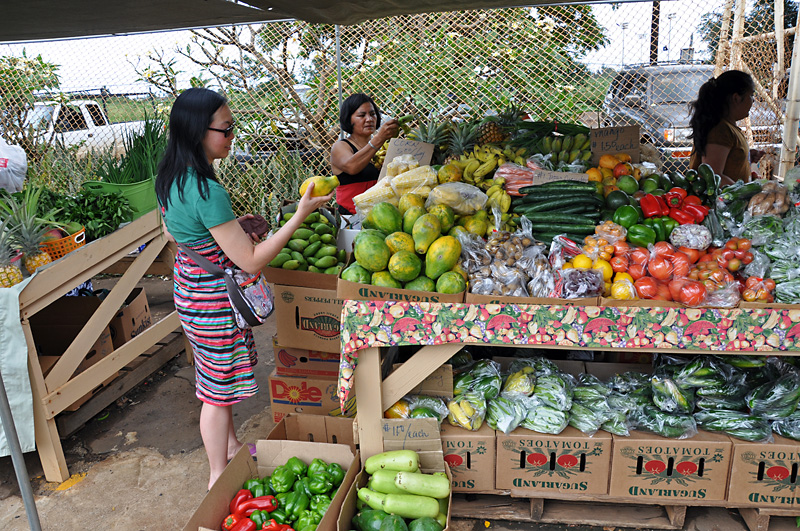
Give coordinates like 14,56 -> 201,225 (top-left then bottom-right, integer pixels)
495,426 -> 611,495
440,422 -> 497,493
268,370 -> 356,424
608,430 -> 732,502
727,433 -> 800,508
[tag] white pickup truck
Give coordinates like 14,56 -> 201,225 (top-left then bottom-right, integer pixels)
24,100 -> 145,157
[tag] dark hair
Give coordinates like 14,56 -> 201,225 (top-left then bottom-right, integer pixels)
156,87 -> 227,209
339,93 -> 381,134
689,70 -> 754,157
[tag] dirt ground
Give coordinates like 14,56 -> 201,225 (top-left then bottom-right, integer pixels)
0,275 -> 788,530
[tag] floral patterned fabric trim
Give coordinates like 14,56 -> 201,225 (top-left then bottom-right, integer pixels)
338,300 -> 800,410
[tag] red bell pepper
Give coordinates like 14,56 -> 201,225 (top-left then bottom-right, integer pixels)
230,518 -> 257,531
683,203 -> 709,223
223,514 -> 244,531
682,195 -> 703,206
231,489 -> 255,515
640,194 -> 665,218
664,191 -> 683,208
668,187 -> 688,199
655,195 -> 669,216
238,495 -> 278,514
669,208 -> 695,225
263,520 -> 294,531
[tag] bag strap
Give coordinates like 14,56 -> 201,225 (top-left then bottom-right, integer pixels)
177,243 -> 262,327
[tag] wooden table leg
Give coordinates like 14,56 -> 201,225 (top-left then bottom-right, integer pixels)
22,320 -> 69,483
354,347 -> 383,466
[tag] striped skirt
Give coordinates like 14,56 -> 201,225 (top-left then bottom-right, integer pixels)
174,236 -> 258,405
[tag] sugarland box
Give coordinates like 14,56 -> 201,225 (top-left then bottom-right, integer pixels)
609,430 -> 732,502
440,422 -> 496,492
728,433 -> 800,508
273,284 -> 343,352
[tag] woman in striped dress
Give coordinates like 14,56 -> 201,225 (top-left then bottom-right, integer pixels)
155,88 -> 332,489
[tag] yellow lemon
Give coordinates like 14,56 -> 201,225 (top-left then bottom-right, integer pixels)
593,259 -> 613,281
572,254 -> 592,269
562,262 -> 574,270
614,272 -> 634,283
611,279 -> 637,300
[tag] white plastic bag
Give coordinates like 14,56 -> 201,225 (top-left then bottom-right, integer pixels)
0,137 -> 26,193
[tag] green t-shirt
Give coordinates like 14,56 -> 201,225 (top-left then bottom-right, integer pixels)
162,169 -> 236,243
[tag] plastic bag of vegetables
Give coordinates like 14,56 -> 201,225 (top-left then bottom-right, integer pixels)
673,357 -> 730,388
500,366 -> 536,399
776,278 -> 800,304
508,356 -> 559,377
651,376 -> 695,414
739,214 -> 784,247
406,395 -> 449,423
772,413 -> 800,441
533,372 -> 574,411
572,373 -> 612,402
453,359 -> 502,400
601,409 -> 631,436
447,392 -> 487,431
694,409 -> 773,442
520,403 -> 569,435
746,371 -> 800,419
630,406 -> 697,439
568,400 -> 614,436
607,371 -> 651,394
447,349 -> 474,372
486,395 -> 528,434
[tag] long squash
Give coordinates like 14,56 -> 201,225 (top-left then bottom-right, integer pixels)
365,450 -> 419,475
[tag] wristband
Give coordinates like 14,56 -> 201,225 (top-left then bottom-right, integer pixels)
367,140 -> 378,150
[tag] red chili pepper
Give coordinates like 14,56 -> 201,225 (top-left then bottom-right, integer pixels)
223,514 -> 243,531
231,489 -> 254,515
669,208 -> 696,225
640,194 -> 663,218
683,203 -> 709,223
682,195 -> 703,206
238,495 -> 278,513
230,518 -> 257,531
663,191 -> 683,208
668,187 -> 688,199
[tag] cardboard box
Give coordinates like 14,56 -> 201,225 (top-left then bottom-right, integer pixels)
609,430 -> 732,502
440,422 -> 496,492
185,438 -> 358,531
601,351 -> 654,364
268,370 -> 356,423
728,433 -> 800,508
590,125 -> 641,165
599,297 -> 682,308
493,356 -> 585,377
378,138 -> 435,179
495,426 -> 612,495
584,361 -> 652,382
377,417 -> 446,472
266,413 -> 355,453
273,336 -> 340,377
273,284 -> 343,351
391,363 -> 453,398
109,287 -> 152,349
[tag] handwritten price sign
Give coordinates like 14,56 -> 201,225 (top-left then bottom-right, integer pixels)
379,138 -> 435,178
590,126 -> 640,165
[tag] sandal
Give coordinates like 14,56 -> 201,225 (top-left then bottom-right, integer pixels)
248,443 -> 257,460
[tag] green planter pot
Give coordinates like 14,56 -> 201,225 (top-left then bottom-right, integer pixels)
82,177 -> 157,220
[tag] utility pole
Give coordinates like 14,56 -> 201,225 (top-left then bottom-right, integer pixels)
667,13 -> 676,61
650,0 -> 661,65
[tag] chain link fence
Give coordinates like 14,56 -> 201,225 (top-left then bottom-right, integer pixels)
0,0 -> 795,219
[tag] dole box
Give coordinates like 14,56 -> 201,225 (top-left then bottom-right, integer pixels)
268,370 -> 356,423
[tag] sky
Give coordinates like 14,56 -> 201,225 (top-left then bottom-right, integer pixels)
0,0 -> 736,94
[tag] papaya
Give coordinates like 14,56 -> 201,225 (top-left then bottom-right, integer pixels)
403,205 -> 427,235
342,262 -> 371,284
408,517 -> 443,531
462,216 -> 488,236
437,163 -> 462,184
385,232 -> 415,254
366,202 -> 403,235
412,214 -> 442,254
435,271 -> 466,294
426,204 -> 455,234
398,193 -> 426,216
355,233 -> 391,272
450,262 -> 469,282
354,229 -> 388,247
424,236 -> 461,280
388,250 -> 422,283
299,175 -> 339,197
404,276 -> 435,292
372,271 -> 402,288
448,225 -> 468,239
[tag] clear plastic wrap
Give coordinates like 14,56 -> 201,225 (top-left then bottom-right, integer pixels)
526,153 -> 554,172
533,372 -> 574,411
696,281 -> 741,308
447,349 -> 474,371
447,392 -> 487,431
509,356 -> 560,377
594,221 -> 627,245
559,268 -> 604,299
501,365 -> 536,399
520,402 -> 569,434
746,181 -> 790,217
669,224 -> 713,250
746,371 -> 800,419
739,213 -> 784,247
406,394 -> 449,423
525,246 -> 555,298
650,376 -> 695,414
452,359 -> 502,400
630,406 -> 698,439
608,372 -> 652,394
486,395 -> 528,434
425,182 -> 487,215
495,162 -> 537,196
568,402 -> 606,436
743,249 -> 771,278
385,154 -> 420,177
772,413 -> 800,441
694,409 -> 773,442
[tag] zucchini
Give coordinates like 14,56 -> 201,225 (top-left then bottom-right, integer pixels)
368,469 -> 406,495
517,196 -> 602,213
519,181 -> 597,194
529,223 -> 595,234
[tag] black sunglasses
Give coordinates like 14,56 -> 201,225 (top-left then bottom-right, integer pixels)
208,123 -> 236,138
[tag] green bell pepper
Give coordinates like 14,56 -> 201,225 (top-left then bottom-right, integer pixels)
628,224 -> 656,248
271,466 -> 297,494
326,463 -> 345,487
310,494 -> 332,517
307,458 -> 328,477
244,478 -> 266,498
612,205 -> 639,229
298,525 -> 318,531
295,509 -> 322,531
284,491 -> 310,521
250,510 -> 270,528
307,471 -> 333,495
286,456 -> 308,477
294,476 -> 313,497
662,216 -> 679,239
269,508 -> 289,525
643,217 -> 665,242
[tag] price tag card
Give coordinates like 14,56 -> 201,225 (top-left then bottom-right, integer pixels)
379,138 -> 435,178
590,125 -> 640,165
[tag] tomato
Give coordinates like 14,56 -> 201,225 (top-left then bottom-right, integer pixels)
634,277 -> 658,299
612,240 -> 631,257
669,278 -> 687,301
648,255 -> 674,281
671,252 -> 691,278
628,263 -> 646,280
688,269 -> 700,280
630,247 -> 650,265
678,280 -> 707,306
709,269 -> 726,284
652,241 -> 676,258
725,237 -> 740,250
745,276 -> 762,289
738,239 -> 752,251
703,279 -> 718,292
719,249 -> 735,261
764,278 -> 777,291
699,269 -> 711,281
655,281 -> 673,301
742,288 -> 757,302
727,258 -> 742,272
697,253 -> 712,263
678,246 -> 700,264
741,252 -> 754,265
610,256 -> 629,273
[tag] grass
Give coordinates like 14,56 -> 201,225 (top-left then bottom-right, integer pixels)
102,96 -> 172,123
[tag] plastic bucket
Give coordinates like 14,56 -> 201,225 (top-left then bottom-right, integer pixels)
82,178 -> 157,219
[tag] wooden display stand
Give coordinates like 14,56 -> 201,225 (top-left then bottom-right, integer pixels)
18,212 -> 182,483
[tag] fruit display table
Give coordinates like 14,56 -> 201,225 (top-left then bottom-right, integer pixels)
338,299 -> 800,461
18,212 -> 181,482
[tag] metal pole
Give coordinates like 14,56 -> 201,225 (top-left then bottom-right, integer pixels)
335,24 -> 343,140
0,369 -> 42,531
778,9 -> 800,179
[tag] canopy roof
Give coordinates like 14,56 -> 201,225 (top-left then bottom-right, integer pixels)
2,0 -> 644,42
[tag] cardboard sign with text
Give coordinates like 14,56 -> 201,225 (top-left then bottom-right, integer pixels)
379,138 -> 435,178
529,169 -> 588,185
590,126 -> 640,165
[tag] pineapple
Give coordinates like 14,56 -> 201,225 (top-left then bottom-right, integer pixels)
0,220 -> 23,287
2,186 -> 53,274
477,103 -> 526,145
444,121 -> 478,162
408,118 -> 451,165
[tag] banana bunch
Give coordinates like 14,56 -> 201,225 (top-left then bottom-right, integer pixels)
536,132 -> 592,164
371,140 -> 390,169
459,145 -> 527,186
484,177 -> 512,214
447,392 -> 486,431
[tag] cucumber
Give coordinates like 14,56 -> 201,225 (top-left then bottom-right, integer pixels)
517,212 -> 600,224
382,493 -> 440,519
518,196 -> 602,213
521,190 -> 600,203
534,232 -> 588,243
519,181 -> 597,194
529,223 -> 595,234
369,469 -> 406,495
394,471 -> 451,499
365,450 -> 420,475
